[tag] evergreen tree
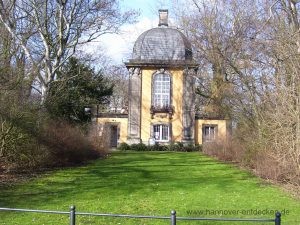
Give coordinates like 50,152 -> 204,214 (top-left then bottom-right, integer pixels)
45,57 -> 113,123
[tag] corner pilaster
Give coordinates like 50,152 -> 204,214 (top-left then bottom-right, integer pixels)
182,68 -> 196,144
127,67 -> 142,144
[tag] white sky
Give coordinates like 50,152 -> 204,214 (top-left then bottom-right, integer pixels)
83,0 -> 174,65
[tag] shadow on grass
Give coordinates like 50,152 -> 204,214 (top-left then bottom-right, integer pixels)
0,152 -> 256,210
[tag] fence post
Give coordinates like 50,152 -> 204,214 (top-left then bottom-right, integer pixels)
170,210 -> 176,225
275,211 -> 281,225
70,206 -> 76,225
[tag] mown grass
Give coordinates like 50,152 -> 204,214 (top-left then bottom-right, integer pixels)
0,151 -> 299,225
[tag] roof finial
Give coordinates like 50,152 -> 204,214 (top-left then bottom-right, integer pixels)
158,9 -> 168,27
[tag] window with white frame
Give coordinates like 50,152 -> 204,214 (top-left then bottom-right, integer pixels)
153,124 -> 169,141
203,125 -> 217,142
153,73 -> 170,108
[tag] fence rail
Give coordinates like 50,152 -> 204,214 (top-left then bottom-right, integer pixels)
0,206 -> 281,225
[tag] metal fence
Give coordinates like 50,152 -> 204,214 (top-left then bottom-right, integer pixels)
0,206 -> 281,225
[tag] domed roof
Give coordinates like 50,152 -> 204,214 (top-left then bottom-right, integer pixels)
132,27 -> 193,62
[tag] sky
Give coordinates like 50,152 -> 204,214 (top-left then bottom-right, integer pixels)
84,0 -> 174,65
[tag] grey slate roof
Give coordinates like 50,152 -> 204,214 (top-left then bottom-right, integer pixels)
132,27 -> 193,62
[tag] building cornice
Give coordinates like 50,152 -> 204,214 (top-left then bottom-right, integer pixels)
124,60 -> 198,69
97,113 -> 128,118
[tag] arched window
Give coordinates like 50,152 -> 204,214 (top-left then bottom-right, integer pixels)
153,73 -> 171,108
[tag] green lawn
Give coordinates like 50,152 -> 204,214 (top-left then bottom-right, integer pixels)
0,151 -> 299,225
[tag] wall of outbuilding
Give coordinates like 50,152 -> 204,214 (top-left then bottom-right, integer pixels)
195,119 -> 229,145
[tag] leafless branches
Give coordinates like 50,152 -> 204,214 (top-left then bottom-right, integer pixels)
173,0 -> 300,185
0,0 -> 136,101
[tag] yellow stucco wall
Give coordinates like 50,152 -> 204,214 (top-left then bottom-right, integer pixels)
96,69 -> 229,146
195,119 -> 228,145
171,69 -> 184,142
97,117 -> 128,143
140,69 -> 183,143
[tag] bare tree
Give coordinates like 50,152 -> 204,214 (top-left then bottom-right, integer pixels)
104,65 -> 129,113
173,0 -> 266,120
259,0 -> 300,183
172,0 -> 300,186
0,0 -> 136,102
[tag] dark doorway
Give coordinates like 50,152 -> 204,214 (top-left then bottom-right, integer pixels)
110,125 -> 118,147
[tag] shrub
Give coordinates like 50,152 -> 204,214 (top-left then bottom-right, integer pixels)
0,122 -> 43,169
149,143 -> 168,151
167,142 -> 201,152
202,135 -> 245,162
87,124 -> 110,155
168,142 -> 183,151
184,143 -> 201,152
40,120 -> 103,166
118,142 -> 131,151
121,142 -> 201,152
0,105 -> 47,170
130,143 -> 148,151
196,144 -> 203,152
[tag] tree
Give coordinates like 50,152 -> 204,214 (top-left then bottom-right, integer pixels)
173,0 -> 265,119
45,57 -> 113,123
172,0 -> 300,184
106,65 -> 129,113
0,0 -> 136,102
259,0 -> 300,183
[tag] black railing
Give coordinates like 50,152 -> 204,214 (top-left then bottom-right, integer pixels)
0,206 -> 281,225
